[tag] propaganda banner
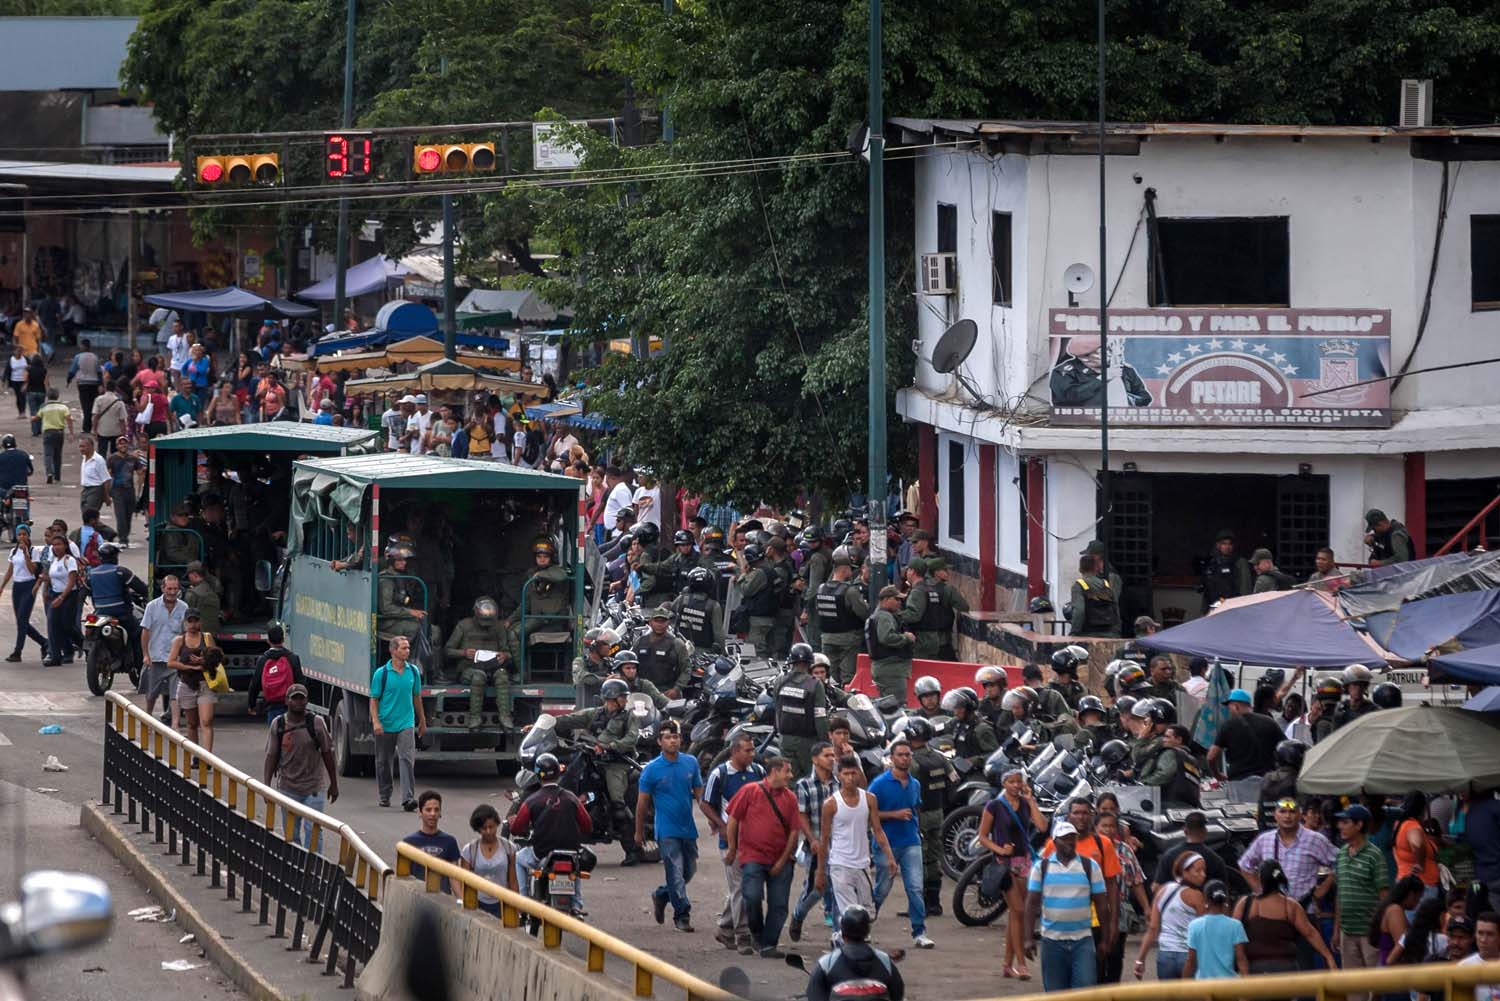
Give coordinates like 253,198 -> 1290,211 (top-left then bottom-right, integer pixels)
1047,308 -> 1392,428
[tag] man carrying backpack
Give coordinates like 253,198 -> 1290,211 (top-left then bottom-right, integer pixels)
248,625 -> 305,726
262,684 -> 337,849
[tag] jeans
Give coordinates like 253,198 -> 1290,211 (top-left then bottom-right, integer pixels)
792,848 -> 837,925
287,790 -> 326,851
10,382 -> 23,417
27,391 -> 43,436
1041,935 -> 1098,992
109,482 -> 133,544
1157,948 -> 1189,981
373,727 -> 416,806
653,836 -> 698,920
740,860 -> 795,951
42,430 -> 63,479
11,580 -> 46,656
515,844 -> 585,909
873,841 -> 926,938
45,590 -> 81,662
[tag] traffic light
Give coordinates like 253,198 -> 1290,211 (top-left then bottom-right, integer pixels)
196,153 -> 280,186
411,142 -> 496,175
324,132 -> 375,180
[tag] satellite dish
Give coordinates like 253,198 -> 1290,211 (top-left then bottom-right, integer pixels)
1063,263 -> 1096,295
930,319 -> 978,374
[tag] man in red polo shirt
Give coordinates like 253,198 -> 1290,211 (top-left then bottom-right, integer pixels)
725,756 -> 803,959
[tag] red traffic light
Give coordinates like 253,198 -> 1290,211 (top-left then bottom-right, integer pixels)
416,147 -> 442,173
200,161 -> 224,183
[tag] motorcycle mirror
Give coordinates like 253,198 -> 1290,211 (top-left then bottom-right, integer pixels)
784,952 -> 807,971
12,871 -> 112,960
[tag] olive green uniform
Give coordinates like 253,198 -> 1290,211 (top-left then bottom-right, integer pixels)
572,653 -> 611,704
773,667 -> 829,778
1069,572 -> 1121,637
799,549 -> 832,649
864,608 -> 914,701
1130,734 -> 1163,772
522,565 -> 571,636
378,570 -> 440,658
1049,678 -> 1087,711
670,591 -> 727,652
953,715 -> 999,774
735,565 -> 777,655
633,631 -> 692,694
444,615 -> 521,725
816,579 -> 869,686
900,576 -> 968,661
638,551 -> 697,610
769,556 -> 798,659
1137,741 -> 1203,808
1145,680 -> 1186,703
1033,685 -> 1071,722
556,703 -> 641,850
624,675 -> 668,709
185,579 -> 221,635
911,744 -> 957,911
157,526 -> 202,572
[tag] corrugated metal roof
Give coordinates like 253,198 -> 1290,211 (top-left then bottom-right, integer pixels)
890,117 -> 1500,141
0,17 -> 139,92
152,423 -> 379,452
295,453 -> 583,492
0,159 -> 178,184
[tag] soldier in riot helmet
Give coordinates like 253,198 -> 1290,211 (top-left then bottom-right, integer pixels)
378,537 -> 440,661
1074,695 -> 1113,754
941,687 -> 999,773
773,642 -> 829,778
572,627 -> 621,702
1048,645 -> 1089,709
670,567 -> 726,652
554,678 -> 643,865
1023,663 -> 1072,720
633,606 -> 692,697
974,665 -> 1012,732
444,595 -> 521,728
904,716 -> 956,917
817,546 -> 869,685
697,525 -> 736,604
796,525 -> 833,649
734,542 -> 779,655
638,528 -> 698,608
611,650 -> 668,709
1306,675 -> 1343,744
1332,663 -> 1379,731
913,676 -> 944,719
767,536 -> 799,659
1131,699 -> 1202,807
522,539 -> 571,637
1201,529 -> 1253,612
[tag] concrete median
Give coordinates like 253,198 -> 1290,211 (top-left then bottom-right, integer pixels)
357,879 -> 636,1001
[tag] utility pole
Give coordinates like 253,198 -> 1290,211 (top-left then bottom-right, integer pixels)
1096,0 -> 1111,560
866,0 -> 888,601
442,193 -> 455,360
332,0 -> 356,334
661,0 -> 675,142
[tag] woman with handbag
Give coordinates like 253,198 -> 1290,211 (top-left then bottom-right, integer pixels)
975,767 -> 1046,980
167,608 -> 218,751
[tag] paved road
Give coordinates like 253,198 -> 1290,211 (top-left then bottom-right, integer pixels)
0,398 -> 1042,1001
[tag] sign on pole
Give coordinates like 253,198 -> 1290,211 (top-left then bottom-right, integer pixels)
532,122 -> 587,170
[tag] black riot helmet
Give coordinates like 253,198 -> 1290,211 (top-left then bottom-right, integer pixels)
473,595 -> 499,621
1077,695 -> 1106,721
633,522 -> 660,547
686,567 -> 714,594
612,649 -> 640,669
1371,682 -> 1403,709
1275,739 -> 1308,770
787,642 -> 815,667
743,542 -> 766,564
0,434 -> 14,450
535,753 -> 562,783
672,529 -> 695,546
902,716 -> 936,743
1097,739 -> 1132,768
599,678 -> 630,701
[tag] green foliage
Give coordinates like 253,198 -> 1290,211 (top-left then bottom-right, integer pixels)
0,0 -> 145,12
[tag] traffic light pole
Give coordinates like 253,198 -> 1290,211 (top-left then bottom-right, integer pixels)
332,0 -> 356,334
866,0 -> 888,603
442,193 -> 455,360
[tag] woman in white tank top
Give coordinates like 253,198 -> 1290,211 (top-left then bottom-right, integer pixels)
1133,852 -> 1208,981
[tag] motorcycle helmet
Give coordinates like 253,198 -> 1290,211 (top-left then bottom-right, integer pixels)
534,753 -> 562,783
974,665 -> 1007,689
632,522 -> 660,547
600,678 -> 630,701
1115,696 -> 1139,719
473,595 -> 499,621
701,525 -> 726,549
900,716 -> 935,743
672,529 -> 695,546
913,675 -> 942,699
1050,644 -> 1088,675
1371,682 -> 1403,709
97,543 -> 120,565
612,649 -> 640,669
839,904 -> 873,943
1260,667 -> 1287,690
748,530 -> 772,547
1114,662 -> 1151,694
941,687 -> 978,714
787,642 -> 815,667
712,656 -> 736,675
1028,595 -> 1055,615
1342,663 -> 1374,687
1275,739 -> 1309,770
1314,675 -> 1345,702
803,525 -> 825,545
1131,697 -> 1176,726
0,434 -> 14,450
830,518 -> 853,544
532,538 -> 558,560
1097,738 -> 1132,769
590,627 -> 622,655
384,538 -> 415,560
1001,686 -> 1037,714
831,544 -> 859,567
742,542 -> 766,564
1076,695 -> 1106,721
686,567 -> 714,593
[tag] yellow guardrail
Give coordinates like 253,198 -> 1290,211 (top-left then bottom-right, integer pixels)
394,842 -> 735,1001
105,692 -> 392,900
985,957 -> 1500,1001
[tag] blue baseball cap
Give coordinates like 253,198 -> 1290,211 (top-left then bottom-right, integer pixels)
1223,688 -> 1253,706
1335,804 -> 1373,824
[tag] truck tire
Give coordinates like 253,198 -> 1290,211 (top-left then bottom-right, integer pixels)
332,698 -> 372,778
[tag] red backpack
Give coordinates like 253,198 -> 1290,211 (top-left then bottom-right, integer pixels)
261,652 -> 295,703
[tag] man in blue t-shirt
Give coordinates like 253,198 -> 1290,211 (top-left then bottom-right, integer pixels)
868,740 -> 933,949
401,790 -> 461,897
636,720 -> 703,932
701,733 -> 765,951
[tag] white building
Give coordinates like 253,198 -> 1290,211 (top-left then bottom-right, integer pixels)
891,118 -> 1500,632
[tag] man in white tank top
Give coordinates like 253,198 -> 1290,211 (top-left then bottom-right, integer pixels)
818,754 -> 899,935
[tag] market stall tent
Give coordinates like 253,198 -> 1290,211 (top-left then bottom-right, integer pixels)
144,285 -> 318,319
294,256 -> 408,302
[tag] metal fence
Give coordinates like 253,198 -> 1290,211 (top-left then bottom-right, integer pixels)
394,843 -> 735,1001
101,693 -> 389,988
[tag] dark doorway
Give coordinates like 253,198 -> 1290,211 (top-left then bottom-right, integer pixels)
1426,477 -> 1500,553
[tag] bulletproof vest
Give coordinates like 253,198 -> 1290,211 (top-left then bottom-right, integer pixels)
1167,747 -> 1204,807
521,786 -> 584,853
1051,679 -> 1085,710
589,705 -> 623,737
675,593 -> 715,646
864,612 -> 903,661
635,632 -> 679,688
917,581 -> 953,632
1257,569 -> 1296,592
1075,576 -> 1117,630
88,565 -> 130,611
774,671 -> 820,738
670,555 -> 695,595
744,567 -> 777,617
816,580 -> 861,634
913,747 -> 950,812
1370,524 -> 1409,563
954,718 -> 988,759
770,559 -> 796,610
1333,698 -> 1377,730
1202,555 -> 1243,603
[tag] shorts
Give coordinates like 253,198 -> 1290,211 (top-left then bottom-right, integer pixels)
1008,855 -> 1033,878
138,661 -> 174,701
175,680 -> 216,710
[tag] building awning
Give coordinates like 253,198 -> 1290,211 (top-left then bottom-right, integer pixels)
295,255 -> 408,302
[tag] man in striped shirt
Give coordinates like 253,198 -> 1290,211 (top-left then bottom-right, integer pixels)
790,741 -> 839,942
700,734 -> 764,953
1025,821 -> 1108,992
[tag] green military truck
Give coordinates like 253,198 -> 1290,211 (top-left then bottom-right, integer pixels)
279,453 -> 584,775
147,423 -> 380,687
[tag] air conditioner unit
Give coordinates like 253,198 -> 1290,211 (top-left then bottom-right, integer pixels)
1399,79 -> 1433,128
920,252 -> 957,295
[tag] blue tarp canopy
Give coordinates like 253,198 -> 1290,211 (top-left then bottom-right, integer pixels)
294,256 -> 408,302
1430,643 -> 1500,687
1140,588 -> 1398,668
1335,551 -> 1500,618
312,328 -> 509,358
1463,687 -> 1500,712
1361,590 -> 1500,660
525,401 -> 582,420
143,285 -> 318,318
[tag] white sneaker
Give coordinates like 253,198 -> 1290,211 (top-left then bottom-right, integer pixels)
912,934 -> 935,949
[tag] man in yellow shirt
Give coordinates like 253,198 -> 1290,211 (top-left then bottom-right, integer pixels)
37,387 -> 72,484
12,307 -> 43,358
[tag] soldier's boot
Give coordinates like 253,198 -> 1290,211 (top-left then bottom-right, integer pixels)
463,668 -> 487,729
924,882 -> 944,917
494,669 -> 514,729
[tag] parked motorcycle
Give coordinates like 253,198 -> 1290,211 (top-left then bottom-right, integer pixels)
686,656 -> 765,774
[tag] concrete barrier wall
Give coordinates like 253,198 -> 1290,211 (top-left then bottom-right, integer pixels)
358,879 -> 637,1001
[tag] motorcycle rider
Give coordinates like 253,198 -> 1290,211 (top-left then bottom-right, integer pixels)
817,546 -> 868,686
913,676 -> 944,719
1048,646 -> 1089,709
87,542 -> 147,669
572,627 -> 621,705
0,433 -> 32,498
1130,700 -> 1202,808
634,606 -> 692,698
1257,739 -> 1307,827
1073,695 -> 1112,754
810,654 -> 851,709
734,542 -> 779,655
671,567 -> 726,652
942,687 -> 999,773
1371,682 -> 1402,710
1003,685 -> 1077,750
807,905 -> 905,1001
774,642 -> 829,778
1022,663 -> 1072,722
905,716 -> 956,918
796,525 -> 832,650
1332,663 -> 1379,731
974,665 -> 1012,732
444,595 -> 520,728
508,751 -> 593,906
554,678 -> 644,865
865,585 -> 916,701
613,649 -> 668,709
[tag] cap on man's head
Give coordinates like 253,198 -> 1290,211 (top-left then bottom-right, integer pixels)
1448,914 -> 1476,934
1052,821 -> 1079,839
1335,803 -> 1373,824
1135,615 -> 1161,632
649,606 -> 671,620
399,394 -> 417,404
414,394 -> 428,405
911,529 -> 933,542
1080,540 -> 1106,556
925,556 -> 947,572
185,560 -> 205,576
172,502 -> 192,517
184,608 -> 202,621
1250,548 -> 1274,563
1364,508 -> 1388,528
878,584 -> 902,601
1223,688 -> 1253,706
287,683 -> 309,699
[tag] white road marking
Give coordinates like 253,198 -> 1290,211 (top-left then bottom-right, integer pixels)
0,692 -> 95,717
0,732 -> 11,745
